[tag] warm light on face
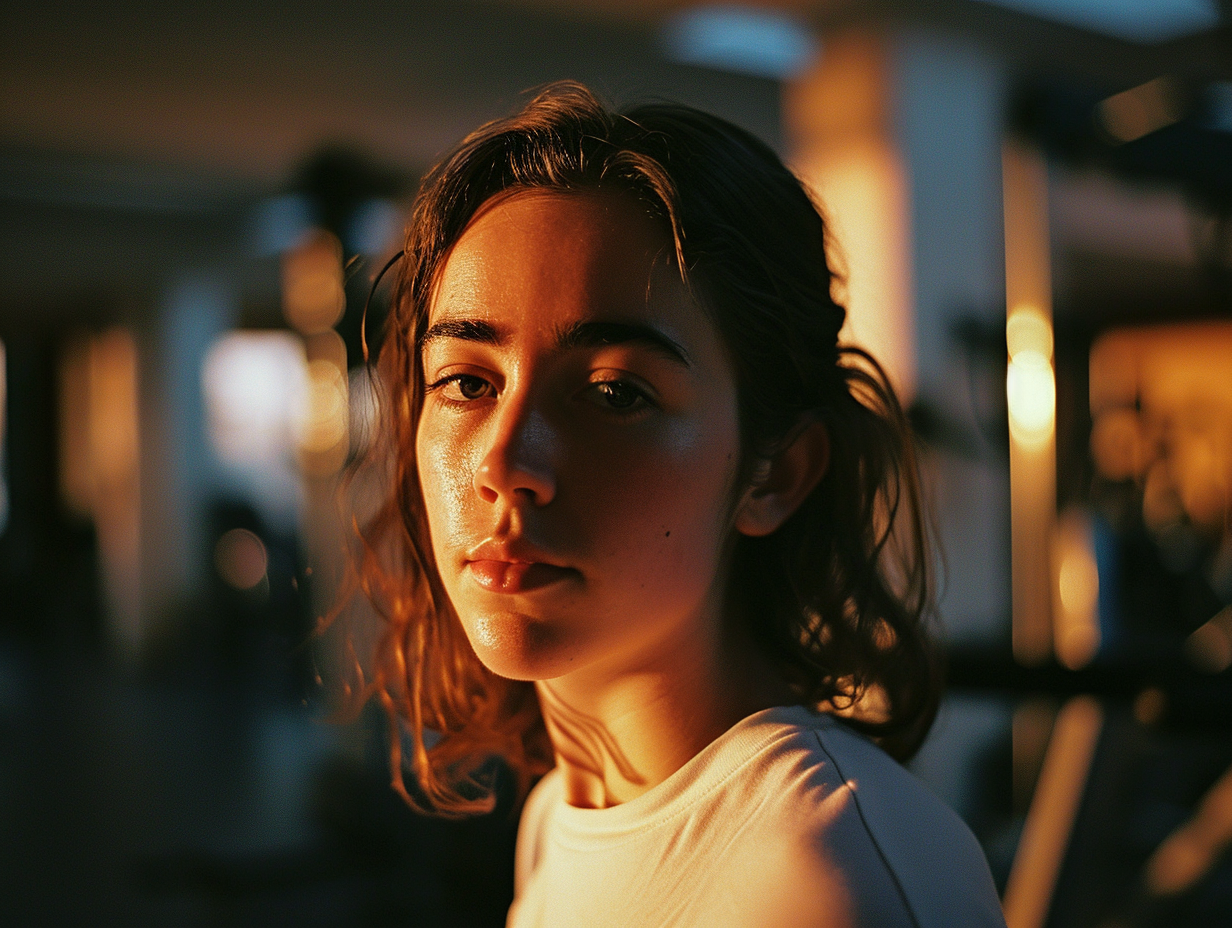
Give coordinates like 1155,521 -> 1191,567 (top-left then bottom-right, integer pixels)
415,191 -> 745,684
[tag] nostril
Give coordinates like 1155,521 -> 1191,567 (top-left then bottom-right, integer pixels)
471,410 -> 558,506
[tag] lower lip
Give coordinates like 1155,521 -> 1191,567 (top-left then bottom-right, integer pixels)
466,560 -> 575,593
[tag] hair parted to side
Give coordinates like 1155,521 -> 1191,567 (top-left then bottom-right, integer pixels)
345,81 -> 941,814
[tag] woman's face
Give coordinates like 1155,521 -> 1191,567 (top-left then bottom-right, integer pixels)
416,189 -> 745,684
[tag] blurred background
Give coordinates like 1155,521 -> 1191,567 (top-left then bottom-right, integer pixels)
2,1 -> 1231,925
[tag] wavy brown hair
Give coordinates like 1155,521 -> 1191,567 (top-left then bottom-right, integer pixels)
346,81 -> 941,814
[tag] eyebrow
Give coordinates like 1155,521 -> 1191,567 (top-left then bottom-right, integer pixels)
420,317 -> 691,367
556,321 -> 691,367
420,318 -> 502,348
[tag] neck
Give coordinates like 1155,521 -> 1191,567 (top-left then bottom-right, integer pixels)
536,623 -> 793,809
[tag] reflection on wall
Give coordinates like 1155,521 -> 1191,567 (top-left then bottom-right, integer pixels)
58,328 -> 142,656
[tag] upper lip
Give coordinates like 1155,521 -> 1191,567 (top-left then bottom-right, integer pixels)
465,537 -> 564,567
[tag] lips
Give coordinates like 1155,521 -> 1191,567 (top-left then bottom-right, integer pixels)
466,559 -> 574,592
464,538 -> 576,593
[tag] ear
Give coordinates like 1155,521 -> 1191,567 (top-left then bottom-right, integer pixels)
735,419 -> 830,538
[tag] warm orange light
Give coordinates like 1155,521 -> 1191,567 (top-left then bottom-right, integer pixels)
300,358 -> 349,455
1007,350 -> 1056,446
1099,77 -> 1183,144
1146,762 -> 1232,896
1052,509 -> 1100,670
1090,322 -> 1232,535
1004,696 -> 1103,928
282,229 -> 346,335
58,329 -> 142,655
1132,687 -> 1167,727
1006,308 -> 1053,360
1006,304 -> 1056,448
1089,408 -> 1145,482
783,34 -> 915,400
1004,141 -> 1056,667
807,143 -> 915,398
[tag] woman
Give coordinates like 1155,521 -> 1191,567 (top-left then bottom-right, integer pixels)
350,81 -> 1006,927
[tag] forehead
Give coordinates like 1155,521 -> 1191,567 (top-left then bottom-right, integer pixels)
429,189 -> 682,325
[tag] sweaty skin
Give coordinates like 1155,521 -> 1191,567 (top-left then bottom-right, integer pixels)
416,190 -> 793,807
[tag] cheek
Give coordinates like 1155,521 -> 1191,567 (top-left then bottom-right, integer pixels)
582,411 -> 741,567
415,416 -> 477,547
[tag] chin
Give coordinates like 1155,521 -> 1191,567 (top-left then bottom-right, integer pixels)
464,610 -> 579,682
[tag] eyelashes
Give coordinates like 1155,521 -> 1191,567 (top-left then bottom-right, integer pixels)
584,380 -> 649,413
424,372 -> 655,417
426,373 -> 494,403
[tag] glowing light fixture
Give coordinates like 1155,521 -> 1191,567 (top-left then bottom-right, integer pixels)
661,6 -> 818,79
1004,141 -> 1056,667
203,331 -> 307,466
1007,307 -> 1056,448
203,329 -> 352,476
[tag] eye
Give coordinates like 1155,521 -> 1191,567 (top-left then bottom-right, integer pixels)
427,373 -> 495,402
586,379 -> 650,413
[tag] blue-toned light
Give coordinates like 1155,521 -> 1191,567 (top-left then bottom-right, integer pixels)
346,198 -> 403,256
1207,82 -> 1232,133
661,6 -> 818,80
975,0 -> 1218,44
250,193 -> 315,257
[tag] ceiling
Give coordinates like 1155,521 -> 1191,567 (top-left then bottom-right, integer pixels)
0,0 -> 780,200
2,0 -> 1226,199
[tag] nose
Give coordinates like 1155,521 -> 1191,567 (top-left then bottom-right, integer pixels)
473,400 -> 557,507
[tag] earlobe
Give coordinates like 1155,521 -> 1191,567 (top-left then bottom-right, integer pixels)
735,419 -> 830,537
